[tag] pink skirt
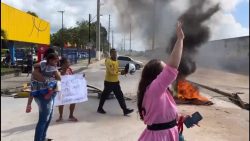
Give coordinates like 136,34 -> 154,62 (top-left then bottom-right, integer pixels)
138,126 -> 179,141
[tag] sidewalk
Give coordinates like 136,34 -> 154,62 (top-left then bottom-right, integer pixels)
0,59 -> 95,91
188,68 -> 249,104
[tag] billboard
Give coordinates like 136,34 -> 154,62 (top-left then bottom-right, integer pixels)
1,3 -> 50,45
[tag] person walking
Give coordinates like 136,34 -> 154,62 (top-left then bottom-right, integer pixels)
27,51 -> 33,77
26,48 -> 60,141
5,50 -> 11,68
97,48 -> 134,116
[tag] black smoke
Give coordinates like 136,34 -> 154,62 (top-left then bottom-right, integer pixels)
167,0 -> 220,77
111,0 -> 172,48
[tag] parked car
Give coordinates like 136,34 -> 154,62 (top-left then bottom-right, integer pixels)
117,56 -> 143,70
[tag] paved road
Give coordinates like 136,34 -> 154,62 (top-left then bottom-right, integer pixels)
1,59 -> 249,141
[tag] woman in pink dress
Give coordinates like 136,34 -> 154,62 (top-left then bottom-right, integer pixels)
137,22 -> 185,141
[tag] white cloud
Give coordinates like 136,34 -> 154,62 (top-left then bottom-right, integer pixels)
206,12 -> 249,40
203,0 -> 249,40
2,0 -> 97,33
2,0 -> 127,50
1,0 -> 249,51
216,0 -> 243,11
170,0 -> 249,41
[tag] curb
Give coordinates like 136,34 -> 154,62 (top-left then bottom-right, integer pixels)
1,65 -> 88,94
72,66 -> 88,74
1,59 -> 104,95
1,70 -> 22,80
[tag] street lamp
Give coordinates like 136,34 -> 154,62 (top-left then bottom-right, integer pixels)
96,0 -> 102,61
58,10 -> 65,57
88,14 -> 103,64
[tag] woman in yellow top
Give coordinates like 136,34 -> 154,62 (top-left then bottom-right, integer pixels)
97,48 -> 134,116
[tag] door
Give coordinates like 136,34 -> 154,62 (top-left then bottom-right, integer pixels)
117,56 -> 131,68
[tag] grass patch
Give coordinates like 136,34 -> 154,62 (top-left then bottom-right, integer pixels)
1,67 -> 20,75
1,68 -> 15,73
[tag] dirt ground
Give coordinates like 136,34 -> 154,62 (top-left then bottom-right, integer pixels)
1,58 -> 249,141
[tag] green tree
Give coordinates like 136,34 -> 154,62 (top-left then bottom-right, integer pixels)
50,33 -> 61,46
50,20 -> 110,51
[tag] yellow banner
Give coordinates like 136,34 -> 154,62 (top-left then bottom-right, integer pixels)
1,3 -> 50,45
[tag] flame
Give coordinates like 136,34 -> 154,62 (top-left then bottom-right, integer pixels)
177,79 -> 209,103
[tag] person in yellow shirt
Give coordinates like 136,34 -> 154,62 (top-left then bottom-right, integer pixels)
97,48 -> 134,116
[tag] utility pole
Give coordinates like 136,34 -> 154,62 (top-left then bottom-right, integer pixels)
123,35 -> 125,52
129,23 -> 132,54
89,14 -> 91,43
120,39 -> 123,51
108,14 -> 111,52
96,0 -> 101,60
58,10 -> 64,56
112,30 -> 114,49
152,0 -> 156,50
88,14 -> 91,64
102,36 -> 105,52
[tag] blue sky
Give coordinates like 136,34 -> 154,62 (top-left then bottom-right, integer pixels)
233,0 -> 249,28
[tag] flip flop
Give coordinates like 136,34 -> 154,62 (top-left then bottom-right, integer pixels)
56,117 -> 63,122
68,117 -> 78,122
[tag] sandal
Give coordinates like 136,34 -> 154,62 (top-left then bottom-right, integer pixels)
68,116 -> 78,122
56,117 -> 63,122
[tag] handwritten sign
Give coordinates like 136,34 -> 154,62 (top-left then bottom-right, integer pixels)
54,74 -> 88,106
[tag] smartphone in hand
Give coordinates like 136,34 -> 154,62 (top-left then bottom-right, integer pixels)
184,112 -> 203,128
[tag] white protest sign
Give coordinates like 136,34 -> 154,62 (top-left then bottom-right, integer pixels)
54,74 -> 88,106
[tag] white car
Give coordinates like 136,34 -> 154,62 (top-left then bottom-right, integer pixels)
117,56 -> 143,70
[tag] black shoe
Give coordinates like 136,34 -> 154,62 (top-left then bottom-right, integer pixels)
97,108 -> 106,114
45,138 -> 53,141
123,108 -> 134,116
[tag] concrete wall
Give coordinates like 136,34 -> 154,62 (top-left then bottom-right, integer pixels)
195,36 -> 249,75
142,36 -> 249,75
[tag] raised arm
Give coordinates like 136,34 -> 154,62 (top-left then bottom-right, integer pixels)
166,21 -> 185,69
147,22 -> 184,95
